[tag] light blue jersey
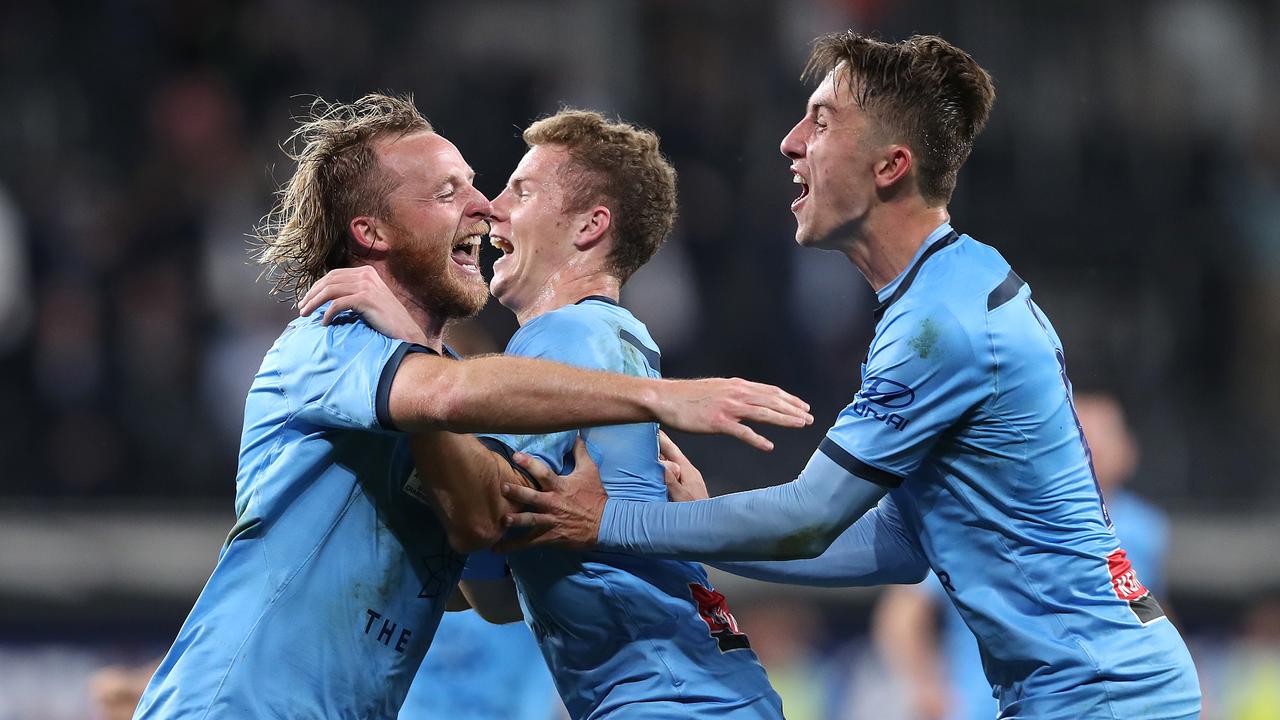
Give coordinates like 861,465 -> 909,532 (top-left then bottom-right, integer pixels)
824,224 -> 1198,718
481,297 -> 783,720
596,225 -> 1200,719
926,487 -> 1172,720
399,609 -> 561,720
136,308 -> 462,719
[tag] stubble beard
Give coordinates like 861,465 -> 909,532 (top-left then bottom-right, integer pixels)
386,223 -> 490,322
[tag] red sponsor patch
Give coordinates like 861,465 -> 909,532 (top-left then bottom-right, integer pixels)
689,583 -> 751,652
1106,548 -> 1149,601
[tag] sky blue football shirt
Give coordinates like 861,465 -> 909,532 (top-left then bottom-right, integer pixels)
480,298 -> 783,720
596,225 -> 1200,719
135,308 -> 463,720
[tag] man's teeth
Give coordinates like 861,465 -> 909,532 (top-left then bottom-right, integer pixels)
453,235 -> 483,252
793,173 -> 805,184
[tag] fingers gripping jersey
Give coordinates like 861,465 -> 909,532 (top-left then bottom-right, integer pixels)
479,298 -> 782,720
135,308 -> 462,720
825,225 -> 1199,717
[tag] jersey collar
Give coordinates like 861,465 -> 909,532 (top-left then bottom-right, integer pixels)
872,222 -> 960,323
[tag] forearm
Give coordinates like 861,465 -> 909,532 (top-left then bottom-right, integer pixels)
399,354 -> 660,434
459,577 -> 524,624
411,431 -> 533,553
598,449 -> 887,561
711,506 -> 930,587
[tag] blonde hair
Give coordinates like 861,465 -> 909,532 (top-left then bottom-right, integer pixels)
523,109 -> 677,283
252,93 -> 431,301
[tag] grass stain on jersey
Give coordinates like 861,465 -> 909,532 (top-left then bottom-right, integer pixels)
909,318 -> 940,359
773,525 -> 831,559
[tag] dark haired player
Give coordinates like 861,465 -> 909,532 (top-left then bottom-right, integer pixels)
500,33 -> 1201,719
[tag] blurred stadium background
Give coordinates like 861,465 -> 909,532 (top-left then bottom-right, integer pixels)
1,0 -> 1278,718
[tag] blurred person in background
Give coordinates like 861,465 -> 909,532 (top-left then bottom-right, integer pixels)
1220,594 -> 1280,720
731,600 -> 831,720
871,391 -> 1170,720
498,31 -> 1202,719
399,607 -> 563,720
314,109 -> 786,718
133,93 -> 809,719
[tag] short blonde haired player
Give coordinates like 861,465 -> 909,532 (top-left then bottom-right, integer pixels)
324,108 -> 786,719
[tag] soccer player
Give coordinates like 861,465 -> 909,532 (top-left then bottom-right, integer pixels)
323,109 -> 784,719
497,33 -> 1203,719
132,94 -> 810,719
872,392 -> 1174,720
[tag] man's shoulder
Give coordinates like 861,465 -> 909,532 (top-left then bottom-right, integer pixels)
274,307 -> 389,360
916,235 -> 1011,305
885,235 -> 1017,339
510,302 -> 627,352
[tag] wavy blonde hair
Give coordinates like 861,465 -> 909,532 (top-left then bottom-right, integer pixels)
252,93 -> 432,301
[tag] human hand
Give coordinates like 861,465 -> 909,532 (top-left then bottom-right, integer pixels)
494,437 -> 607,552
652,378 -> 811,452
298,266 -> 427,344
659,430 -> 708,502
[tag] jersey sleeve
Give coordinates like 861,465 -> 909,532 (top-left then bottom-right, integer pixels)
461,549 -> 510,581
710,493 -> 929,587
280,309 -> 432,432
476,310 -> 622,473
824,303 -> 988,486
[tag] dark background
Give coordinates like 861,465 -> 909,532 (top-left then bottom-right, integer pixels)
0,1 -> 1277,718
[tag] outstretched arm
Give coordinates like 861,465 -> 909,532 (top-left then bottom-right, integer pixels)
303,267 -> 813,450
498,440 -> 893,562
711,495 -> 929,586
498,297 -> 987,569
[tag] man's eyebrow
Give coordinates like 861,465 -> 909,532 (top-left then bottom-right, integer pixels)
810,100 -> 838,116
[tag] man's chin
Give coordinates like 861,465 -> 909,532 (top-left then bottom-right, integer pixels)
453,280 -> 491,319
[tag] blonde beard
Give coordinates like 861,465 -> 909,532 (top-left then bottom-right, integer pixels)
386,230 -> 490,321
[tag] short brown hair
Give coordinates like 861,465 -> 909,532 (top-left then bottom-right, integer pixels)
804,32 -> 995,204
252,93 -> 431,301
522,110 -> 677,283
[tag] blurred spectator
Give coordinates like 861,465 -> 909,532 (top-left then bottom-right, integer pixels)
399,610 -> 564,720
1219,595 -> 1280,720
734,599 -> 832,720
89,659 -> 159,720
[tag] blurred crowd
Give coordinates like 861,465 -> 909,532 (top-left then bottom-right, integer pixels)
1,0 -> 1277,506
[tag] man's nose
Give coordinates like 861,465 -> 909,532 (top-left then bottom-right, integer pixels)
780,119 -> 806,160
466,188 -> 493,220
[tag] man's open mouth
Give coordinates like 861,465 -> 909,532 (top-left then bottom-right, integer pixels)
451,234 -> 483,271
791,171 -> 810,209
489,235 -> 514,255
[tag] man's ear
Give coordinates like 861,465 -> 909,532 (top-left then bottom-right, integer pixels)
873,145 -> 913,190
350,216 -> 391,257
572,206 -> 612,251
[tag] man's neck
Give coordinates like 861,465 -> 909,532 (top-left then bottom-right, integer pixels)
514,271 -> 621,326
843,205 -> 950,292
392,286 -> 447,351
